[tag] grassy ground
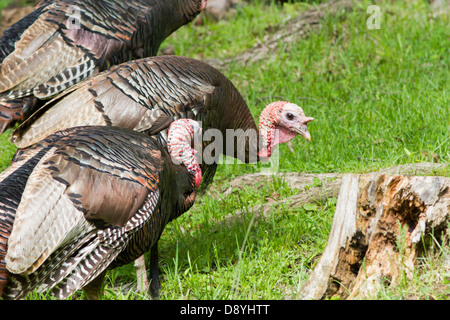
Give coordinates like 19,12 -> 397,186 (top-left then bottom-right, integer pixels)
0,0 -> 449,300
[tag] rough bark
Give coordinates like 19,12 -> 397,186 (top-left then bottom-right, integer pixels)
222,162 -> 447,211
220,163 -> 448,299
297,171 -> 450,300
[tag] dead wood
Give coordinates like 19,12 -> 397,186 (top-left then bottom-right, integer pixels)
297,171 -> 450,300
223,162 -> 447,201
219,162 -> 447,225
220,163 -> 449,299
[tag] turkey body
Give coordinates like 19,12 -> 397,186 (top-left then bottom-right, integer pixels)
5,54 -> 260,299
12,55 -> 260,184
5,55 -> 314,299
0,0 -> 206,132
0,124 -> 200,299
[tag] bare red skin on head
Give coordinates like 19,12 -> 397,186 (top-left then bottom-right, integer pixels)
194,170 -> 202,189
257,101 -> 313,159
168,119 -> 203,190
257,101 -> 289,159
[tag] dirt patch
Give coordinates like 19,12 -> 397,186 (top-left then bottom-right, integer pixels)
0,5 -> 34,37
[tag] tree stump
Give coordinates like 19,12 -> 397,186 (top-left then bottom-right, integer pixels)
298,173 -> 450,299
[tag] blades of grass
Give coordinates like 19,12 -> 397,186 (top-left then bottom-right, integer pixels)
230,207 -> 257,299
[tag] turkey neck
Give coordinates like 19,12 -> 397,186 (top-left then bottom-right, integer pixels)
142,0 -> 204,57
158,55 -> 261,165
57,0 -> 204,69
167,119 -> 202,190
205,70 -> 261,164
176,0 -> 207,22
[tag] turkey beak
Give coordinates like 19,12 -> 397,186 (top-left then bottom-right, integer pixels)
301,129 -> 311,143
296,116 -> 314,143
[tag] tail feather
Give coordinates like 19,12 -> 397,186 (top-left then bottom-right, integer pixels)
0,17 -> 61,94
11,84 -> 105,149
49,240 -> 125,299
3,233 -> 96,299
0,147 -> 49,299
4,231 -> 126,300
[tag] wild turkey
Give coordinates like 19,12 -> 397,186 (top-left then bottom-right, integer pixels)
0,119 -> 202,300
12,55 -> 313,167
9,55 -> 314,298
0,0 -> 207,133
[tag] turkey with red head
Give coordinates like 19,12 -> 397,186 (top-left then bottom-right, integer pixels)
0,119 -> 202,300
8,55 -> 314,298
12,55 -> 313,175
0,0 -> 207,133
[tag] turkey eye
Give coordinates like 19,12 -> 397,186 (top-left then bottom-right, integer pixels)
286,113 -> 294,120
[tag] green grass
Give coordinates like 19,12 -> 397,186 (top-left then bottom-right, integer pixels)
370,228 -> 450,300
0,0 -> 449,300
153,0 -> 450,300
0,129 -> 16,170
162,0 -> 449,178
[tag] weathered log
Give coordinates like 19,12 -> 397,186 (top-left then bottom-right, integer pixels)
298,172 -> 450,300
221,162 -> 447,214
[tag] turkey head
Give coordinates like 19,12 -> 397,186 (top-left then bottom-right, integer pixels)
257,101 -> 314,160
